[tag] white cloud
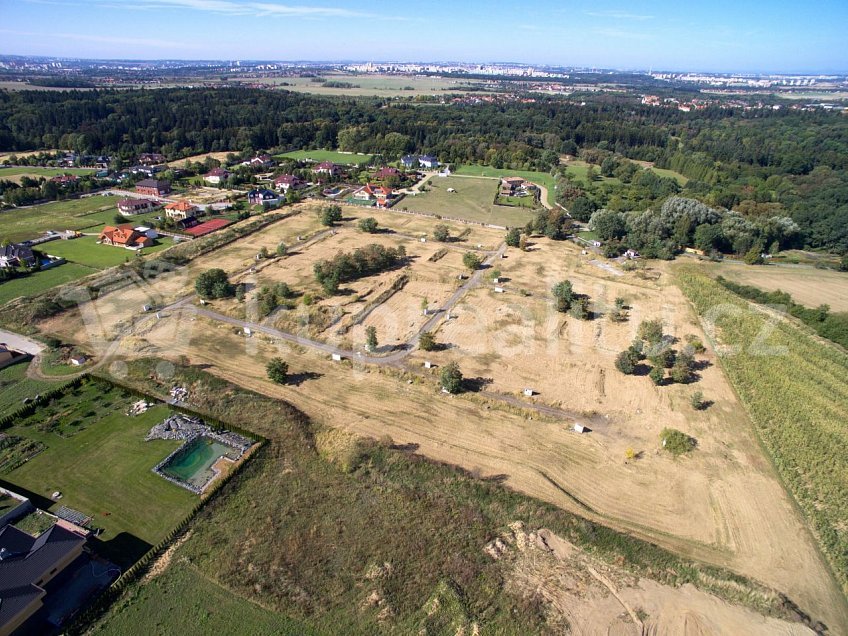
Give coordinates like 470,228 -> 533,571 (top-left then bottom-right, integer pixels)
0,28 -> 200,49
86,0 -> 407,20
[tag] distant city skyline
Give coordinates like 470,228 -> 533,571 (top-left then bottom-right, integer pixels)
1,0 -> 846,74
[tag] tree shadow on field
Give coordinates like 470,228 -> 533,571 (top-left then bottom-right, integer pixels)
483,474 -> 510,484
463,376 -> 493,392
633,363 -> 653,377
286,371 -> 323,386
390,442 -> 420,452
94,532 -> 153,569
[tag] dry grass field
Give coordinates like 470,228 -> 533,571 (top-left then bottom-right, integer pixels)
700,260 -> 848,312
31,205 -> 848,632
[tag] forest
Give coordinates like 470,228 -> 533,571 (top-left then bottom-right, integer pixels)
0,87 -> 846,252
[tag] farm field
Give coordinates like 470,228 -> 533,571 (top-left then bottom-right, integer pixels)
400,175 -> 537,226
0,359 -> 61,416
699,259 -> 848,312
42,235 -> 174,270
4,380 -> 196,565
0,195 -> 124,243
64,255 -> 848,630
0,166 -> 95,184
167,151 -> 236,167
275,149 -> 373,166
256,73 -> 489,97
0,262 -> 97,306
452,165 -> 558,206
0,149 -> 61,161
676,266 -> 848,600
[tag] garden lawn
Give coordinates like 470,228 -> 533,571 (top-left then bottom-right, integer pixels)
452,165 -> 557,206
42,235 -> 174,269
0,360 -> 61,417
399,175 -> 536,227
275,149 -> 373,166
94,561 -> 313,636
0,262 -> 96,306
5,392 -> 196,562
0,196 -> 122,243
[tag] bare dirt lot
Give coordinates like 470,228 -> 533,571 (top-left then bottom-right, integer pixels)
33,208 -> 848,632
700,260 -> 848,312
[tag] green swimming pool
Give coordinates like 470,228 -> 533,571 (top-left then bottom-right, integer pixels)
160,436 -> 234,490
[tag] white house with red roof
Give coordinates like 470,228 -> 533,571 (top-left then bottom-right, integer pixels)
203,167 -> 231,185
313,161 -> 340,176
273,174 -> 306,192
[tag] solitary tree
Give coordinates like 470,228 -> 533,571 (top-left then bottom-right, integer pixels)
276,241 -> 288,257
320,204 -> 343,227
615,350 -> 636,375
433,224 -> 450,242
463,252 -> 482,271
440,361 -> 463,394
195,268 -> 235,299
266,358 -> 289,384
419,331 -> 437,351
505,227 -> 521,247
660,428 -> 696,456
358,217 -> 379,233
258,246 -> 269,259
690,391 -> 705,410
365,325 -> 378,351
551,280 -> 575,313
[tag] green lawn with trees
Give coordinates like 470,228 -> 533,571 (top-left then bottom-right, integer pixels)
38,235 -> 173,270
0,262 -> 97,306
0,360 -> 61,417
275,150 -> 372,166
0,196 -> 122,243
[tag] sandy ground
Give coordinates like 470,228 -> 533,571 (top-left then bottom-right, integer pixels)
499,523 -> 814,635
34,212 -> 848,632
700,260 -> 848,312
167,152 -> 235,167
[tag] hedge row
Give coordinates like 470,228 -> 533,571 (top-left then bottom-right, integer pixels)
0,376 -> 84,429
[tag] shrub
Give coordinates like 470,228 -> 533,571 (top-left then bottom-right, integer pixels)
505,227 -> 521,247
551,280 -> 574,313
276,241 -> 288,257
615,350 -> 636,375
433,224 -> 450,242
195,268 -> 234,299
419,331 -> 437,351
358,217 -> 379,233
660,428 -> 696,455
649,366 -> 665,385
637,319 -> 664,344
684,334 -> 705,353
320,204 -> 342,226
440,362 -> 463,394
365,326 -> 378,351
462,252 -> 482,271
690,391 -> 705,410
266,358 -> 288,384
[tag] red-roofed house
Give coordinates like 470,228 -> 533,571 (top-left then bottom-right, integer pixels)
203,167 -> 231,185
313,161 -> 340,176
352,184 -> 395,208
50,174 -> 80,187
99,224 -> 154,249
273,174 -> 306,193
164,200 -> 198,220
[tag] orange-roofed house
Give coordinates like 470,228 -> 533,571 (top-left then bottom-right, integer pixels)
352,184 -> 395,208
164,200 -> 198,220
98,224 -> 153,249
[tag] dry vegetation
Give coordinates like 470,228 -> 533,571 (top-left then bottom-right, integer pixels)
28,205 -> 848,632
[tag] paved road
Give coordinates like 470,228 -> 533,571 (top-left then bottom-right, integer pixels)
0,330 -> 45,355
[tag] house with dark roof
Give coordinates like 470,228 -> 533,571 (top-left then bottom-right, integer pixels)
117,198 -> 157,216
242,154 -> 273,168
248,189 -> 279,206
0,523 -> 86,635
313,161 -> 340,176
135,179 -> 170,197
138,153 -> 166,166
273,174 -> 305,193
419,155 -> 440,169
203,167 -> 230,185
373,166 -> 401,181
49,174 -> 79,187
400,155 -> 418,169
0,244 -> 37,270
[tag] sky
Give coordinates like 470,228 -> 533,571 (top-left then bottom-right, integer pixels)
1,0 -> 846,73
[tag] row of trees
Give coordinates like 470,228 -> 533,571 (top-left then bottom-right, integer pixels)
313,244 -> 406,295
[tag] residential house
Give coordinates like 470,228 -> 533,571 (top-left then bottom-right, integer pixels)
133,226 -> 158,240
400,155 -> 418,169
352,184 -> 394,208
241,154 -> 273,169
203,167 -> 230,185
98,225 -> 154,249
499,176 -> 529,196
373,166 -> 401,181
135,179 -> 170,197
117,198 -> 157,216
273,174 -> 305,193
0,243 -> 37,269
138,152 -> 166,166
419,155 -> 440,169
0,522 -> 87,635
313,161 -> 340,176
49,174 -> 79,187
247,189 -> 279,206
164,200 -> 197,221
